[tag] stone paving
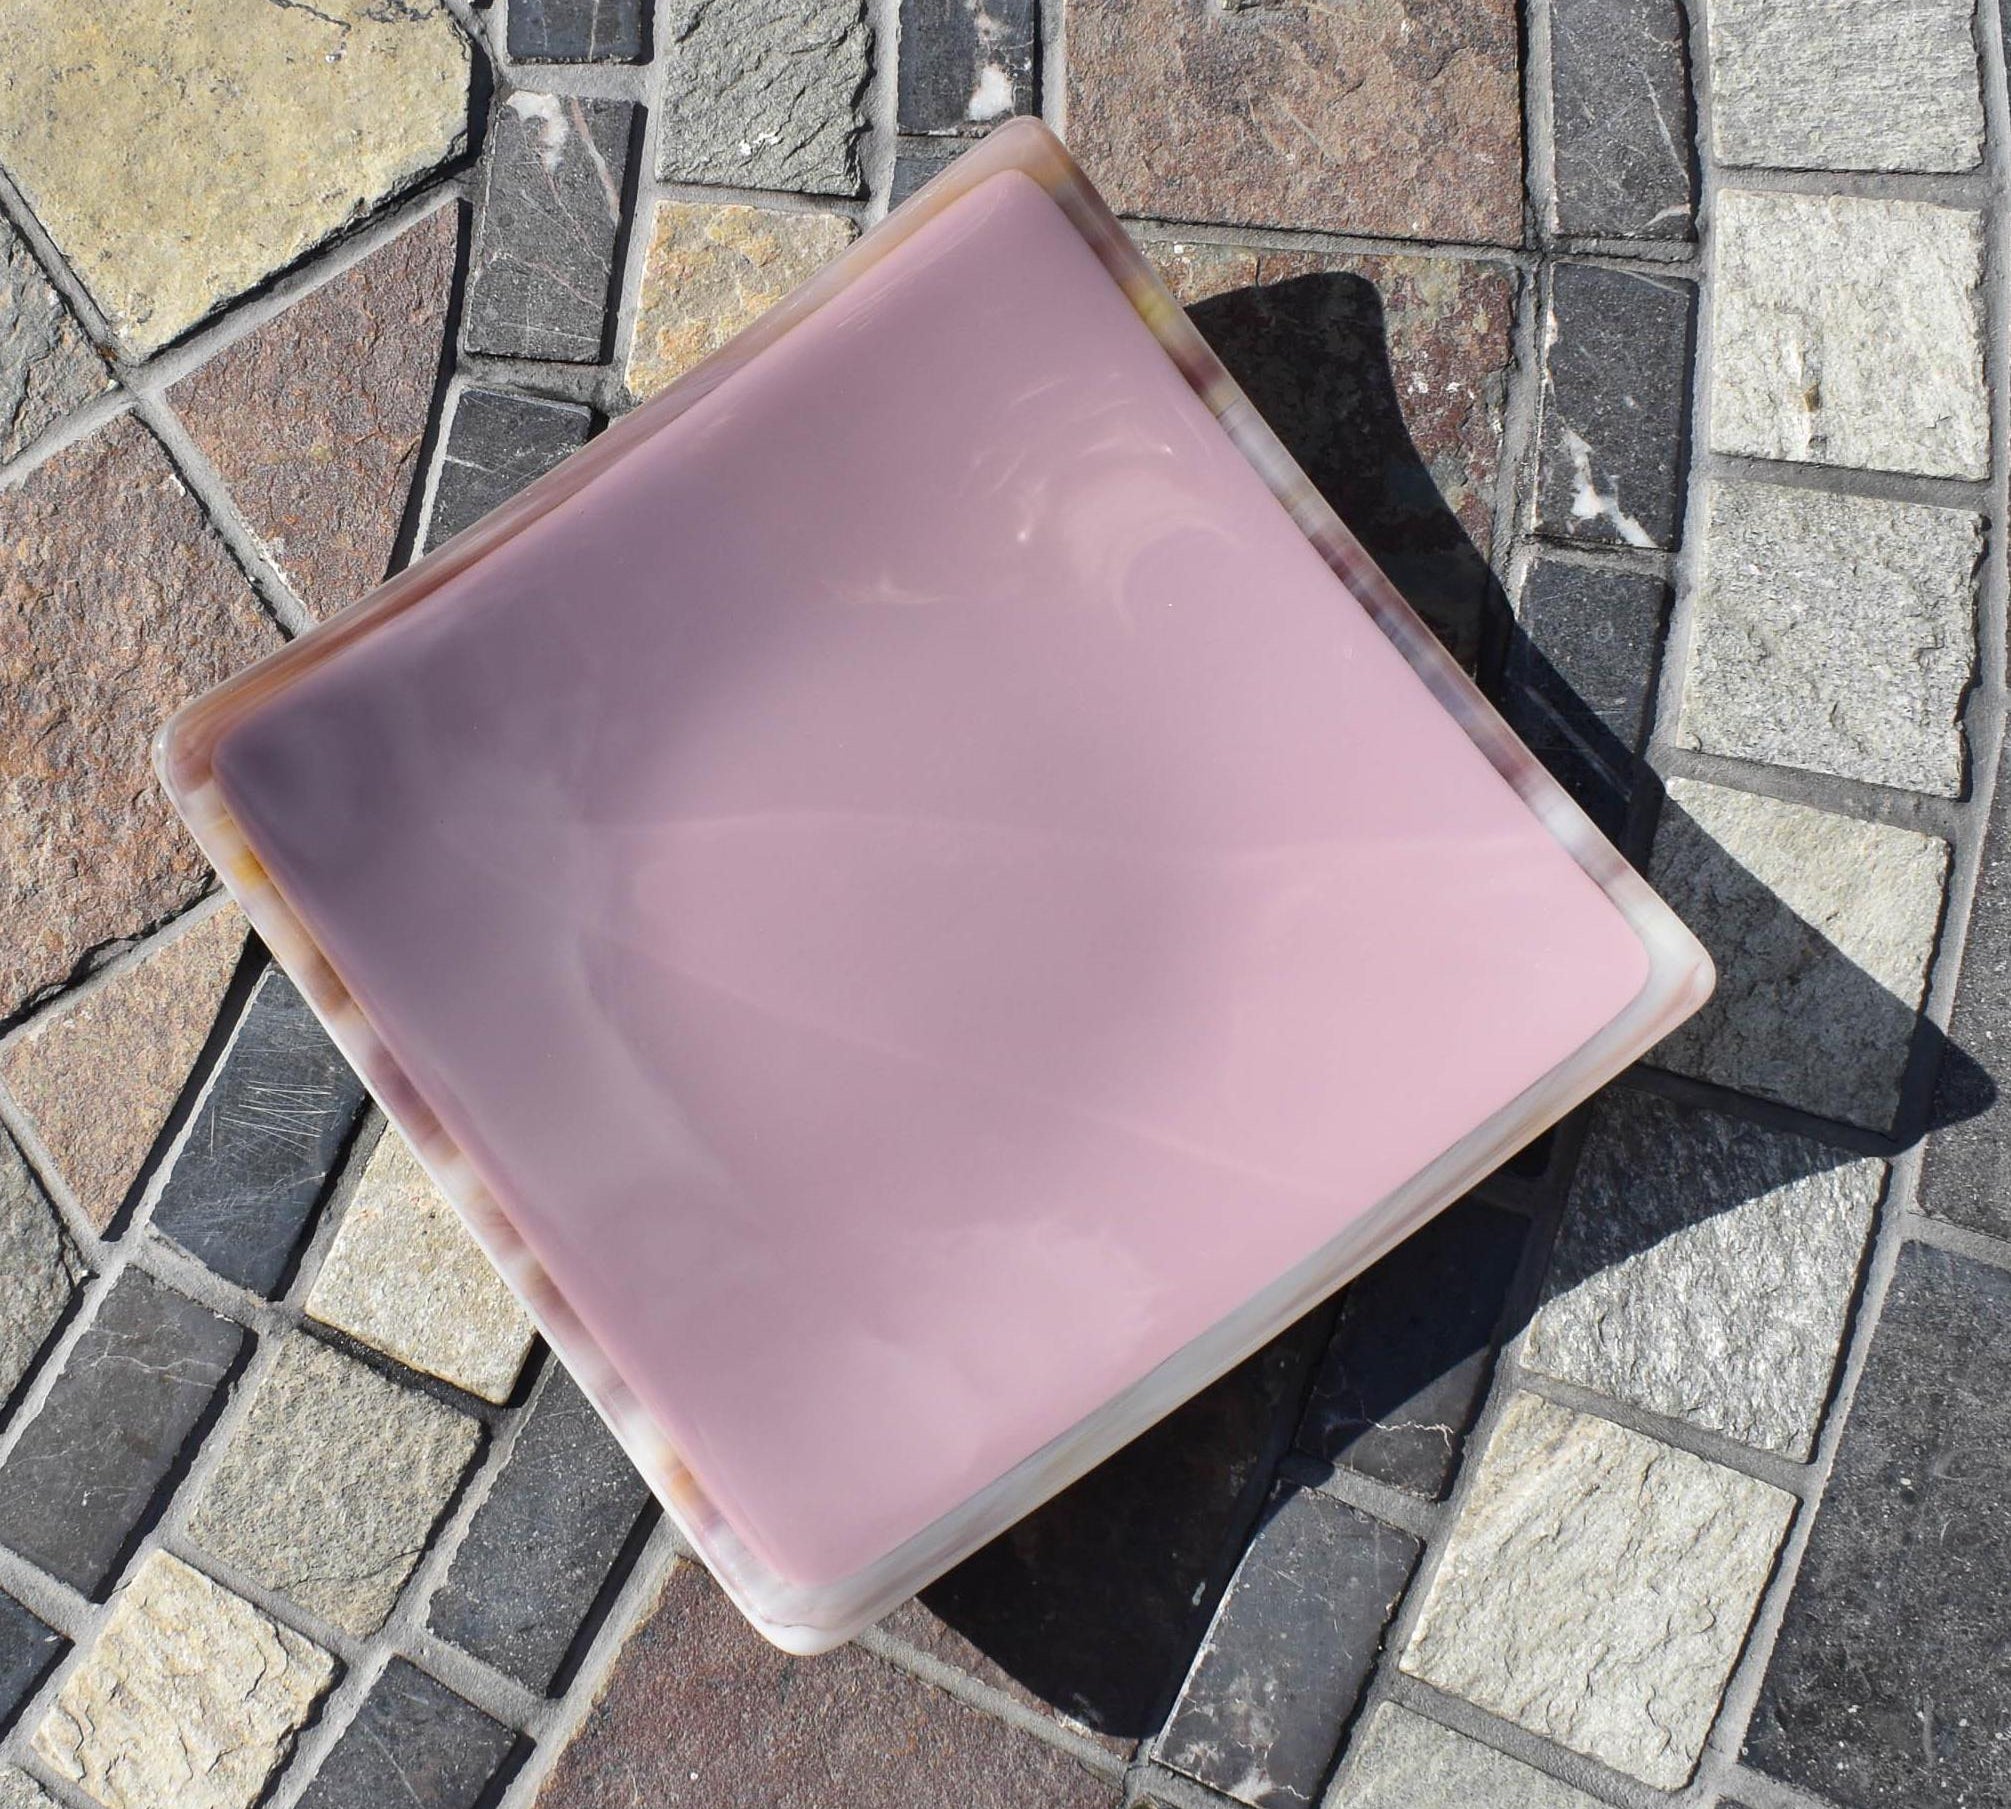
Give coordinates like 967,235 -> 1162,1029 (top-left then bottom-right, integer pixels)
0,1 -> 2005,1807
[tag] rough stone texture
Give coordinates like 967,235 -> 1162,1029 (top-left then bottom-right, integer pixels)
0,907 -> 245,1232
0,217 -> 108,462
1340,1703 -> 1612,1808
0,1592 -> 62,1729
898,0 -> 1035,133
0,1770 -> 58,1809
307,1127 -> 535,1404
535,1562 -> 1117,1809
1160,1489 -> 1418,1808
465,93 -> 633,363
625,200 -> 855,399
510,0 -> 646,61
1549,0 -> 1694,239
0,0 -> 469,357
1677,481 -> 1980,798
428,1365 -> 652,1693
299,1659 -> 517,1809
151,966 -> 370,1296
170,207 -> 458,619
0,416 -> 278,1016
0,1132 -> 83,1415
656,0 -> 870,197
423,387 -> 593,552
1067,0 -> 1521,245
1649,777 -> 1950,1132
1747,1244 -> 2011,1808
1524,1089 -> 1883,1459
1297,1197 -> 1525,1499
1708,0 -> 1983,173
1711,191 -> 1987,481
185,1333 -> 480,1638
1402,1392 -> 1795,1788
1536,264 -> 1693,550
0,1271 -> 241,1595
32,1552 -> 334,1809
889,135 -> 965,206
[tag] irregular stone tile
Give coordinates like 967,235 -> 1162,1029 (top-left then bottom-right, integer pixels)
1711,191 -> 1987,481
429,1365 -> 652,1692
0,1134 -> 82,1415
1677,481 -> 1980,798
0,1592 -> 62,1730
1746,1243 -> 2011,1807
1549,0 -> 1694,239
185,1333 -> 480,1637
656,0 -> 870,197
1525,1089 -> 1882,1458
1297,1197 -> 1525,1499
1068,0 -> 1521,245
1536,264 -> 1693,550
535,1562 -> 1117,1809
0,1770 -> 58,1809
510,0 -> 646,61
889,135 -> 965,206
1708,0 -> 1983,173
170,207 -> 458,619
1402,1392 -> 1794,1788
0,906 -> 244,1230
465,93 -> 633,363
898,0 -> 1035,133
0,216 -> 109,463
1339,1703 -> 1610,1808
0,417 -> 278,1015
299,1659 -> 517,1809
1649,777 -> 1950,1131
0,1271 -> 241,1594
1160,1488 -> 1418,1808
308,1128 -> 534,1403
33,1551 -> 334,1809
625,200 -> 855,399
424,387 -> 593,551
0,0 -> 469,357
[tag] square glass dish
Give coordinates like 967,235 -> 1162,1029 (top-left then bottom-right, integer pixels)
156,120 -> 1712,1653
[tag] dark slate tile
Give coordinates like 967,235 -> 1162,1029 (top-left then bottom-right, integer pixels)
1297,1198 -> 1526,1499
0,1590 -> 62,1729
150,967 -> 369,1297
1550,0 -> 1695,240
428,1365 -> 653,1693
424,388 -> 594,552
1159,1488 -> 1419,1808
890,135 -> 965,206
1746,1243 -> 2011,1809
1535,263 -> 1695,551
300,1660 -> 518,1809
508,0 -> 645,62
897,0 -> 1035,134
465,93 -> 635,363
0,1271 -> 241,1594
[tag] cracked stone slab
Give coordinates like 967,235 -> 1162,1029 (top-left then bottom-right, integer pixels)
0,414 -> 279,1016
299,1659 -> 517,1809
1525,1089 -> 1882,1459
33,1551 -> 334,1809
1677,481 -> 1980,798
655,0 -> 870,197
625,200 -> 855,399
1648,777 -> 1950,1131
0,1591 -> 62,1730
1402,1392 -> 1795,1788
510,0 -> 646,60
1711,190 -> 1987,480
897,0 -> 1035,134
1708,0 -> 1983,172
423,387 -> 593,551
186,1332 -> 481,1638
307,1127 -> 535,1404
0,0 -> 469,357
1549,0 -> 1694,239
0,216 -> 109,464
889,135 -> 964,206
0,1133 -> 82,1418
0,1771 -> 58,1809
1339,1703 -> 1612,1808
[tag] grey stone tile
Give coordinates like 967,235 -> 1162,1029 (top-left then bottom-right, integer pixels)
0,1768 -> 59,1809
1548,0 -> 1693,240
0,1132 -> 82,1418
1708,0 -> 1983,173
1711,190 -> 1987,481
508,0 -> 645,61
1678,482 -> 1980,798
1746,1243 -> 2011,1808
1535,264 -> 1693,550
890,135 -> 965,206
1648,777 -> 1950,1132
1402,1392 -> 1794,1788
0,1271 -> 241,1595
299,1659 -> 517,1809
1160,1488 -> 1418,1808
0,215 -> 109,463
429,1364 -> 653,1693
0,1591 -> 60,1731
1337,1703 -> 1609,1808
1524,1089 -> 1882,1458
897,0 -> 1034,133
424,387 -> 592,552
150,966 -> 370,1297
465,92 -> 633,363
